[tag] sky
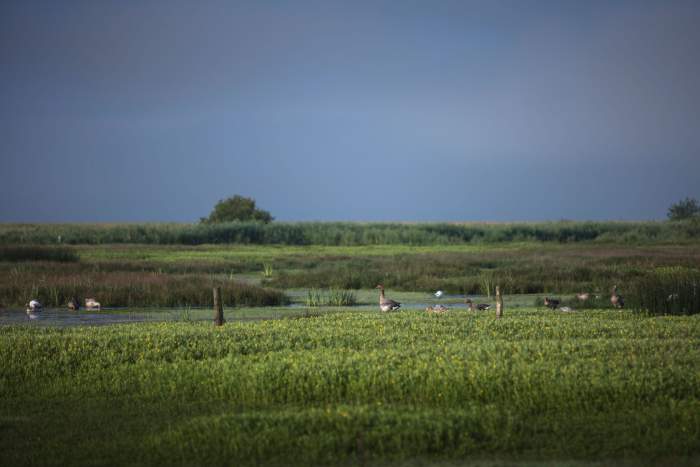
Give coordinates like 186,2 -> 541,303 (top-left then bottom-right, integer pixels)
1,0 -> 699,222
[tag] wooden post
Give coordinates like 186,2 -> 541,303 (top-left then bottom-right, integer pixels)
213,287 -> 225,326
495,285 -> 503,319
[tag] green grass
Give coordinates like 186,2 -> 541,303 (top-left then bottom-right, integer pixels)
3,242 -> 700,306
1,309 -> 699,466
305,288 -> 357,306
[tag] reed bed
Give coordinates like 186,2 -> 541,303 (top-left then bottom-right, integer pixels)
267,245 -> 700,295
0,271 -> 288,308
628,267 -> 700,315
1,220 -> 699,245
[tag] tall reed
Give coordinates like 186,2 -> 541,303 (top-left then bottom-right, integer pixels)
1,220 -> 699,246
628,267 -> 700,315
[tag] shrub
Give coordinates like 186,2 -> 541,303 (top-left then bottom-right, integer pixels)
201,195 -> 273,224
668,197 -> 700,221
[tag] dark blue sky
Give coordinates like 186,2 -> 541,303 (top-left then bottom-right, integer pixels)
1,0 -> 699,222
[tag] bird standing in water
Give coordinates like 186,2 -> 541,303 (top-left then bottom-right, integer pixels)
376,285 -> 401,312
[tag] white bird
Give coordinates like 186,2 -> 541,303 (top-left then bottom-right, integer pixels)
434,290 -> 444,299
85,298 -> 101,311
26,300 -> 43,319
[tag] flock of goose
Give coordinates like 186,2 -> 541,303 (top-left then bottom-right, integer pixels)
22,285 -> 627,320
377,285 -> 626,314
24,297 -> 101,318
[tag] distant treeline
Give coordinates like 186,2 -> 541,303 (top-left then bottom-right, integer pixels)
1,220 -> 699,245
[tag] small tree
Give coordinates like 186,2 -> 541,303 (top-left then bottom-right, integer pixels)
201,195 -> 274,224
667,197 -> 700,221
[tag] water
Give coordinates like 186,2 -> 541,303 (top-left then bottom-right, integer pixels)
0,294 -> 532,327
0,308 -> 204,327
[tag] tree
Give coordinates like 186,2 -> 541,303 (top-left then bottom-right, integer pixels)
667,197 -> 700,221
201,195 -> 274,224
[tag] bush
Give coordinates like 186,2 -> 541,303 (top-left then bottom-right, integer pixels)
201,195 -> 273,224
668,197 -> 700,221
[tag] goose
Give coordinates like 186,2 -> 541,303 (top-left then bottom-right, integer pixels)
544,297 -> 560,310
26,299 -> 42,319
434,290 -> 444,299
610,286 -> 624,309
376,285 -> 401,312
26,299 -> 43,313
576,292 -> 590,301
85,298 -> 101,311
67,297 -> 80,311
464,298 -> 490,311
425,304 -> 449,314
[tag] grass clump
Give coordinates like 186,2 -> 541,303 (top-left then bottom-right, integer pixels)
305,288 -> 357,307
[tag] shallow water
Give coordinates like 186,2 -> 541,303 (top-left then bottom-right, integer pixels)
0,302 -> 487,327
0,308 -> 207,327
0,292 -> 536,327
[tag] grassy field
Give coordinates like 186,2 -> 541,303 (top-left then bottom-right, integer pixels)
2,242 -> 700,307
1,309 -> 699,466
1,222 -> 699,465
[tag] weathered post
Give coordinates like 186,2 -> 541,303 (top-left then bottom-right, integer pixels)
213,287 -> 225,326
495,285 -> 503,319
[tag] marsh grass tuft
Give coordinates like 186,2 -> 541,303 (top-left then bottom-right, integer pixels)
305,289 -> 323,307
306,288 -> 356,307
262,262 -> 273,278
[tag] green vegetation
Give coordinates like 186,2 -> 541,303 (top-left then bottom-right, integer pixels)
0,270 -> 288,308
2,242 -> 699,307
305,288 -> 357,306
628,267 -> 700,315
668,197 -> 700,221
1,221 -> 699,465
200,194 -> 274,224
2,220 -> 700,245
1,311 -> 699,466
265,243 -> 700,296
